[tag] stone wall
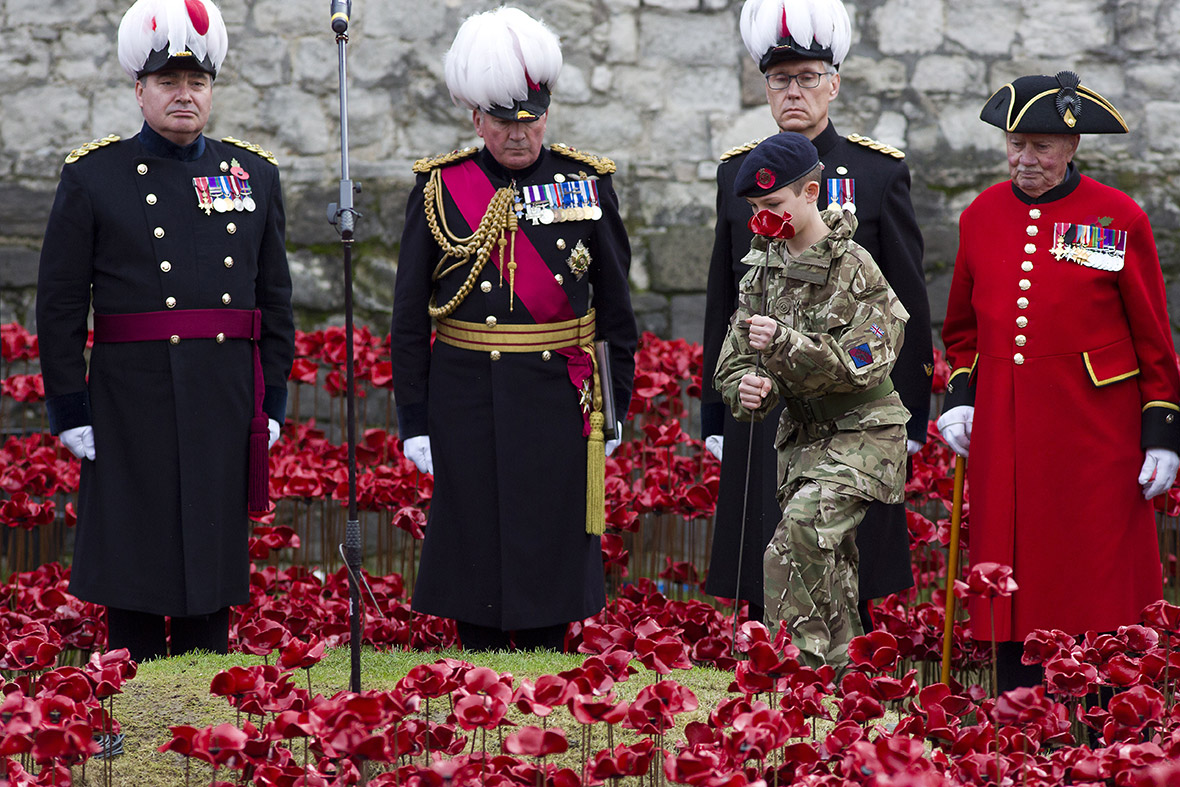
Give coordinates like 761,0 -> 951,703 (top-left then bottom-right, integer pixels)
5,0 -> 1180,348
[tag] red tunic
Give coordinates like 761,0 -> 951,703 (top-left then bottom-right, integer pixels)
943,169 -> 1177,641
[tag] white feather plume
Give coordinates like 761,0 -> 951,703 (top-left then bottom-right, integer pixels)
445,6 -> 563,113
118,0 -> 228,79
740,0 -> 851,67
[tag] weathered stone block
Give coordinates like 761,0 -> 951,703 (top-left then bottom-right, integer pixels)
872,0 -> 945,55
646,226 -> 714,293
912,56 -> 986,95
638,10 -> 735,67
0,246 -> 39,289
670,293 -> 708,343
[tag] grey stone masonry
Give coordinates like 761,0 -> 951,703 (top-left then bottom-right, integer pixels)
5,0 -> 1180,355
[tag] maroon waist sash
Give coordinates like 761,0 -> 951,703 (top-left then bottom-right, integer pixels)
92,309 -> 271,516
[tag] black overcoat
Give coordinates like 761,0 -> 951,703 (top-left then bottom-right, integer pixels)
36,125 -> 295,617
391,146 -> 637,631
701,122 -> 931,606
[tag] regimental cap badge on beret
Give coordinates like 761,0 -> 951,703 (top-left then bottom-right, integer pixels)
734,131 -> 820,198
980,70 -> 1128,134
444,6 -> 562,123
740,0 -> 852,73
118,0 -> 228,80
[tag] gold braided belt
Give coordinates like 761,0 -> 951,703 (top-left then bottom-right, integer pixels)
435,310 -> 596,355
434,309 -> 608,536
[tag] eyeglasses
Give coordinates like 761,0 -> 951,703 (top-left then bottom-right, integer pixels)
764,71 -> 827,90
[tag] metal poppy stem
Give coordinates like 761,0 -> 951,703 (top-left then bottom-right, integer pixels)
731,239 -> 774,648
940,455 -> 967,685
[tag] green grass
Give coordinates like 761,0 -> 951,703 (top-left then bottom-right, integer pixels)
67,646 -> 738,787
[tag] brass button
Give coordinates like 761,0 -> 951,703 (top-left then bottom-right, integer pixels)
490,350 -> 501,361
216,333 -> 226,344
485,316 -> 497,327
146,193 -> 157,205
480,281 -> 492,293
1014,353 -> 1025,365
222,293 -> 232,305
169,335 -> 180,345
836,166 -> 848,175
1015,335 -> 1027,347
1022,261 -> 1033,272
1024,243 -> 1036,254
226,222 -> 237,234
542,350 -> 552,361
1017,297 -> 1029,309
554,274 -> 564,285
553,173 -> 565,183
220,161 -> 230,172
1167,413 -> 1176,424
154,227 -> 165,238
1029,208 -> 1041,219
160,260 -> 172,272
1016,316 -> 1028,328
1019,279 -> 1031,291
224,256 -> 234,268
137,163 -> 148,175
556,239 -> 567,250
1026,225 -> 1038,236
165,297 -> 177,308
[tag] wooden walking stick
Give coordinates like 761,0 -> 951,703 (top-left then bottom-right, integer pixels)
940,454 -> 967,685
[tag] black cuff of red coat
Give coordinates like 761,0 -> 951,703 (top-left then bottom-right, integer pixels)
46,391 -> 91,435
1141,405 -> 1180,452
943,369 -> 976,411
701,402 -> 725,439
263,385 -> 288,424
397,402 -> 428,439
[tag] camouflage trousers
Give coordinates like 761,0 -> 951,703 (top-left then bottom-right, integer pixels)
764,478 -> 870,675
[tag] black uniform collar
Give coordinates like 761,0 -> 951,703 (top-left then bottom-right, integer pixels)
810,121 -> 840,157
137,122 -> 206,162
1011,162 -> 1081,204
479,145 -> 547,182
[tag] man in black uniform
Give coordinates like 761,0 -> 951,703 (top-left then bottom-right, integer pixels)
391,7 -> 637,652
36,0 -> 294,662
701,0 -> 931,631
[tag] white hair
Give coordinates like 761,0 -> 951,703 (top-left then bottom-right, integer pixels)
117,0 -> 228,79
444,6 -> 562,113
740,0 -> 851,67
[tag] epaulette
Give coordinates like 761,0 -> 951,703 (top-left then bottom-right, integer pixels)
847,133 -> 905,160
222,136 -> 278,165
719,137 -> 766,162
64,135 -> 120,164
550,143 -> 615,175
412,147 -> 479,174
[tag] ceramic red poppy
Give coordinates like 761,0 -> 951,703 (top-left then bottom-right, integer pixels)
748,209 -> 796,239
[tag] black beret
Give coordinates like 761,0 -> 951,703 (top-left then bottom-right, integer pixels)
485,84 -> 551,123
980,71 -> 1127,135
734,131 -> 820,198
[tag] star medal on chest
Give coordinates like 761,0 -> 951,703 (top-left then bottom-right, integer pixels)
566,239 -> 592,280
826,177 -> 855,213
1050,221 -> 1126,271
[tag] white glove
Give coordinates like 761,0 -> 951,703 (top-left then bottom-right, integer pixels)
59,425 -> 96,461
268,419 -> 281,449
936,405 -> 974,458
705,435 -> 723,461
906,439 -> 923,456
605,422 -> 623,457
1139,448 -> 1180,499
404,435 -> 434,474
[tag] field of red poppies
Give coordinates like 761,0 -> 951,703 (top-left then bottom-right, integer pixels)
4,321 -> 1180,787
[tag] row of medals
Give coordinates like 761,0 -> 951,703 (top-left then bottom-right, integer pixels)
193,176 -> 256,215
515,177 -> 603,226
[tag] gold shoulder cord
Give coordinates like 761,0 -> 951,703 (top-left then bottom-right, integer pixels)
422,169 -> 520,318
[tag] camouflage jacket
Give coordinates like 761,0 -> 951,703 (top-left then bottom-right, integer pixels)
714,209 -> 910,503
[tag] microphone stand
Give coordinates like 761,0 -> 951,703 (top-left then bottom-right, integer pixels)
326,0 -> 364,694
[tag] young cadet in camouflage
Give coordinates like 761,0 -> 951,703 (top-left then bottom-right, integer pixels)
714,132 -> 909,674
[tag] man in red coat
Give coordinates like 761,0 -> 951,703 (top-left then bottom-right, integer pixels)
938,71 -> 1180,690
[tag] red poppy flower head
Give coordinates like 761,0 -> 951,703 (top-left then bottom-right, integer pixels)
748,209 -> 796,240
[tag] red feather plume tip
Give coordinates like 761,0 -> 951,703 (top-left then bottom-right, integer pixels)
748,209 -> 796,240
186,0 -> 210,36
780,7 -> 789,39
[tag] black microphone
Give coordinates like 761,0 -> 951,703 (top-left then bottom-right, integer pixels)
330,0 -> 351,33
